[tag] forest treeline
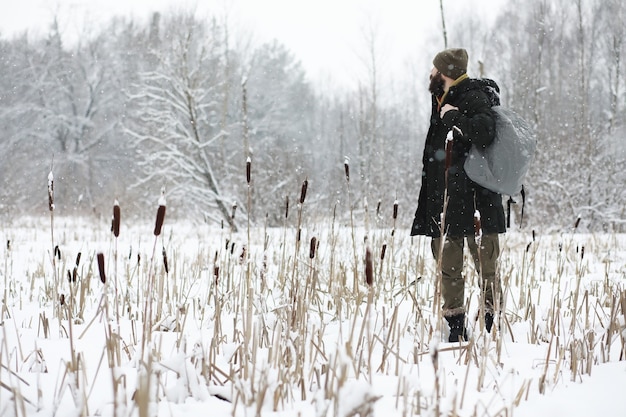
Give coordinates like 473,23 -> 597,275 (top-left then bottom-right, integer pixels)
0,0 -> 624,232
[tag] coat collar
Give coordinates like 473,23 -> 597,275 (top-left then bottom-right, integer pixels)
437,73 -> 469,107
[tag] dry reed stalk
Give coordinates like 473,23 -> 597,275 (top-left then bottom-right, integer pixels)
278,195 -> 290,291
385,199 -> 401,292
343,158 -> 359,294
377,305 -> 398,373
141,192 -> 167,360
47,169 -> 62,321
431,336 -> 440,417
244,157 -> 253,363
620,290 -> 626,360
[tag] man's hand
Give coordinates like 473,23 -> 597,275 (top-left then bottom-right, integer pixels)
440,104 -> 458,118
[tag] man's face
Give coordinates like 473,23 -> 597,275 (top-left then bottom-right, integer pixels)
429,68 -> 445,97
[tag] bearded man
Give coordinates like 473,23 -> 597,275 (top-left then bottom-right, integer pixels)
411,48 -> 506,342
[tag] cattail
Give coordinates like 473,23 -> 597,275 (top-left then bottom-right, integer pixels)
75,252 -> 81,267
60,294 -> 65,306
297,227 -> 302,243
473,210 -> 482,240
112,200 -> 121,238
154,194 -> 166,236
162,247 -> 169,274
376,200 -> 381,217
574,216 -> 581,230
6,240 -> 10,250
393,200 -> 399,220
285,195 -> 289,219
72,266 -> 77,283
246,157 -> 251,184
580,246 -> 585,260
309,236 -> 317,259
526,242 -> 532,253
344,157 -> 350,182
380,243 -> 387,261
365,247 -> 374,287
231,201 -> 238,220
54,245 -> 61,260
300,178 -> 308,204
532,230 -> 536,242
97,252 -> 106,284
67,270 -> 72,284
239,245 -> 247,264
445,130 -> 454,171
47,171 -> 54,211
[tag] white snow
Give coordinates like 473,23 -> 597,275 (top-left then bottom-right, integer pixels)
0,216 -> 624,417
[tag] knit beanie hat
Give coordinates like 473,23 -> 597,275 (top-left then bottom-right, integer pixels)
433,48 -> 468,79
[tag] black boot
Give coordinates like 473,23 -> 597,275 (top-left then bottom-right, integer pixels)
445,314 -> 468,342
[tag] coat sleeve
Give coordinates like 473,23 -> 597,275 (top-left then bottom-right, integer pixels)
440,92 -> 496,148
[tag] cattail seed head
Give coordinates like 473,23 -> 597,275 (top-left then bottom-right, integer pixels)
231,201 -> 238,220
47,171 -> 54,212
365,247 -> 374,287
54,245 -> 61,260
285,195 -> 289,219
445,130 -> 454,170
309,236 -> 317,259
112,201 -> 121,238
75,252 -> 81,267
213,265 -> 219,285
380,243 -> 387,261
97,252 -> 106,284
239,245 -> 247,264
162,247 -> 169,274
300,178 -> 308,204
574,216 -> 581,229
154,193 -> 166,236
60,294 -> 65,306
246,157 -> 251,184
473,210 -> 482,240
344,157 -> 350,182
393,200 -> 399,220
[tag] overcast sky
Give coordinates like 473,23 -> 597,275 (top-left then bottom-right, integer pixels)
0,0 -> 504,88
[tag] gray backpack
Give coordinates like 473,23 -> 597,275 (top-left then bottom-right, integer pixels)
464,106 -> 536,196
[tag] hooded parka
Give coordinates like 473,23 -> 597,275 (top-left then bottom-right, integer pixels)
411,77 -> 506,238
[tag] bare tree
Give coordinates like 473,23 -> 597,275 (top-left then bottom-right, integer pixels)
125,13 -> 238,228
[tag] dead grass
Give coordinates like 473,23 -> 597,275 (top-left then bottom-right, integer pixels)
0,200 -> 624,416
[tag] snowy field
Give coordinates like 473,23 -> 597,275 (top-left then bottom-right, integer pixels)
0,215 -> 625,417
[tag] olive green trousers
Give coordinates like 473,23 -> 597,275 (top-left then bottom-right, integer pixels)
431,234 -> 501,317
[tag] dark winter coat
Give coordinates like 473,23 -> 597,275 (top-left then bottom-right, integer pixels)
410,78 -> 506,238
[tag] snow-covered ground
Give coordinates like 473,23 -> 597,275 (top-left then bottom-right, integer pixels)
0,216 -> 625,416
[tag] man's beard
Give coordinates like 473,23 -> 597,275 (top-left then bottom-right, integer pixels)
429,72 -> 445,97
